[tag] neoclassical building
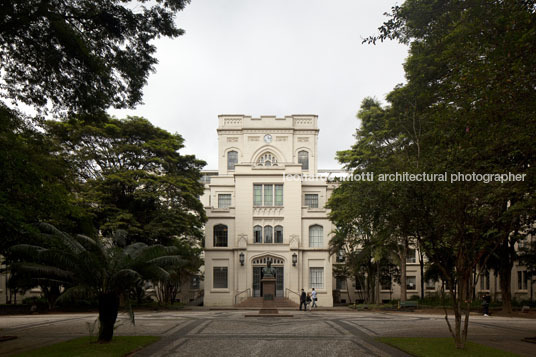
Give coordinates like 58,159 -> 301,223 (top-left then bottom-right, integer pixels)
201,114 -> 337,307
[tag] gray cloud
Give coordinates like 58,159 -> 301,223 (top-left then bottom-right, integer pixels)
109,0 -> 408,169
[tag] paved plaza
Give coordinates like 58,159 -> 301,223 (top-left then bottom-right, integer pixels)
1,310 -> 535,356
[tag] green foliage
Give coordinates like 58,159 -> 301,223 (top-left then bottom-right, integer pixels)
0,105 -> 79,255
0,0 -> 190,115
377,337 -> 519,357
332,0 -> 536,349
47,116 -> 207,246
10,223 -> 184,342
13,336 -> 160,357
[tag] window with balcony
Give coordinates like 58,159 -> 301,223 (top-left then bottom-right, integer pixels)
298,150 -> 309,170
218,194 -> 231,208
305,194 -> 319,208
213,224 -> 228,247
309,225 -> 323,248
227,151 -> 238,170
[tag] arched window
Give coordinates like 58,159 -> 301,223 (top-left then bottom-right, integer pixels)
264,225 -> 273,243
214,224 -> 228,247
309,225 -> 323,247
227,151 -> 238,170
253,225 -> 262,244
257,152 -> 278,167
274,225 -> 283,244
298,150 -> 309,170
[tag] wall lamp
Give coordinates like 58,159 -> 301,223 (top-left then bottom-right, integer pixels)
239,252 -> 245,266
292,252 -> 297,267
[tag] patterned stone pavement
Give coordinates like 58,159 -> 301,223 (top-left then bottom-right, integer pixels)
1,310 -> 535,356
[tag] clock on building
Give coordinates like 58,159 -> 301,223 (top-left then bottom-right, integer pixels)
264,134 -> 272,143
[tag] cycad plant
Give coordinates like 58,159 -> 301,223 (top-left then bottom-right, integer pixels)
10,223 -> 182,342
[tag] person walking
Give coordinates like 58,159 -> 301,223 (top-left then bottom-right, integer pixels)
299,289 -> 307,311
306,292 -> 312,311
482,293 -> 491,316
311,287 -> 318,309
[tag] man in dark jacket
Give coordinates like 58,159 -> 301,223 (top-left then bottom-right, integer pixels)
299,289 -> 307,311
482,293 -> 491,316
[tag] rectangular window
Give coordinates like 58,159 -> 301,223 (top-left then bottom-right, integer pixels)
380,274 -> 391,290
263,185 -> 273,206
304,194 -> 319,208
336,250 -> 345,263
309,225 -> 323,248
518,271 -> 528,290
253,184 -> 283,206
190,276 -> 200,289
253,185 -> 262,206
274,185 -> 283,206
336,277 -> 347,290
227,151 -> 238,170
425,279 -> 436,290
274,226 -> 283,243
254,226 -> 262,243
310,267 -> 324,289
213,267 -> 228,289
406,276 -> 417,290
218,194 -> 231,208
355,277 -> 364,291
406,248 -> 416,263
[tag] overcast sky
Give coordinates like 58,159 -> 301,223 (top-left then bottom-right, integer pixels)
109,0 -> 408,170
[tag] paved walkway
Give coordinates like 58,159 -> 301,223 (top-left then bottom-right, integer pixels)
1,310 -> 535,356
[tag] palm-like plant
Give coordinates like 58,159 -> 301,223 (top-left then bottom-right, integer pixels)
10,223 -> 182,342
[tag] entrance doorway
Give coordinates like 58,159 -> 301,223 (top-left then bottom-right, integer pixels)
252,256 -> 284,297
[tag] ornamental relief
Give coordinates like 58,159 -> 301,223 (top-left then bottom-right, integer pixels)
223,118 -> 242,125
253,206 -> 284,217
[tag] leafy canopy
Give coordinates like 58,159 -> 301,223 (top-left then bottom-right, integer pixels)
0,0 -> 190,115
47,116 -> 207,245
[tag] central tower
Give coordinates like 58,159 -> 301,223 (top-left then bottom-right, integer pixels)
202,114 -> 334,307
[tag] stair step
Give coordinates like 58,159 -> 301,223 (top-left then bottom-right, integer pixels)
235,297 -> 299,308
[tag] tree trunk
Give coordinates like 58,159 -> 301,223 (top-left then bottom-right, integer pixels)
399,247 -> 407,303
498,237 -> 514,313
374,261 -> 381,305
499,268 -> 512,313
419,251 -> 425,299
98,293 -> 120,343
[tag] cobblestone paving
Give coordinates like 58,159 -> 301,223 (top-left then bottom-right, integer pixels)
1,310 -> 535,356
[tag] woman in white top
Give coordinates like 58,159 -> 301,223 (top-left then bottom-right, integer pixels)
311,288 -> 318,309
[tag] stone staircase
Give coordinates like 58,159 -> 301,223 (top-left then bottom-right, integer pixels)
235,297 -> 299,308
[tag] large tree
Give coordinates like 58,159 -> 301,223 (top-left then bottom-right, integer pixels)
0,0 -> 190,115
339,0 -> 536,349
0,106 -> 77,256
10,223 -> 183,342
47,116 -> 207,245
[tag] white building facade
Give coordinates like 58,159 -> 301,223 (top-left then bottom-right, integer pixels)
202,114 -> 336,307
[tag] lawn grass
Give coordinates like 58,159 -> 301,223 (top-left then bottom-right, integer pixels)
377,337 -> 519,357
14,336 -> 160,357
